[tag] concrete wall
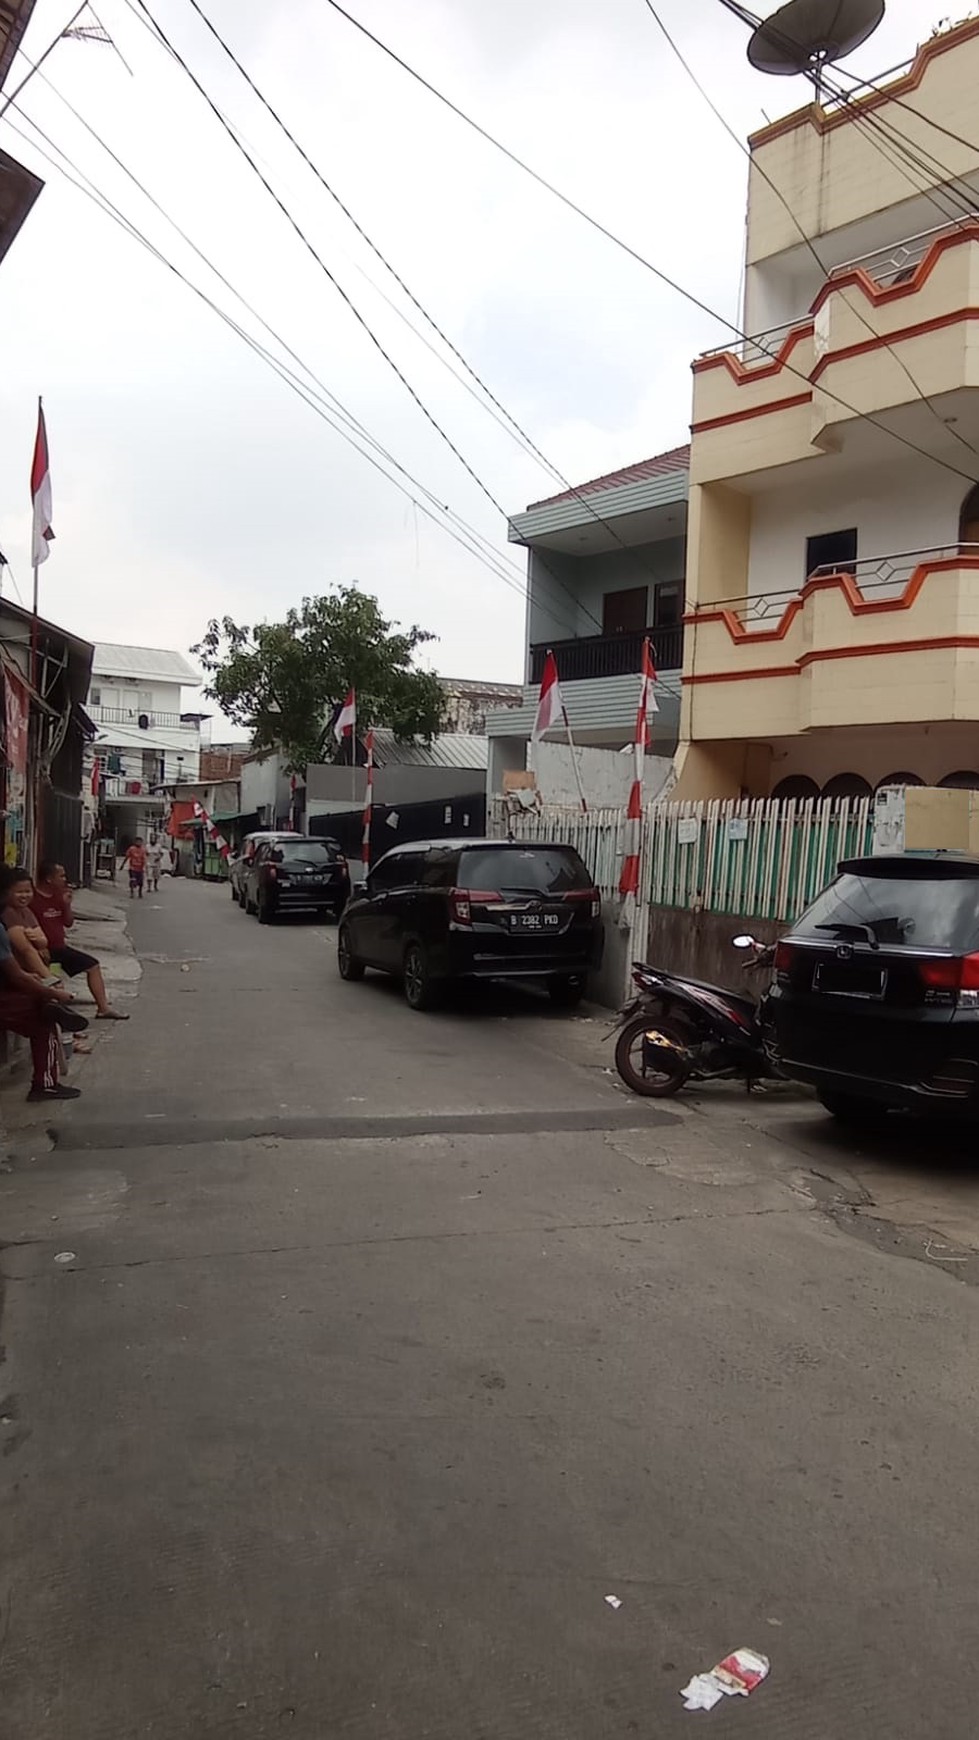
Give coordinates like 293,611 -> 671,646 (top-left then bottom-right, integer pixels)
745,462 -> 964,600
240,755 -> 293,828
644,904 -> 784,996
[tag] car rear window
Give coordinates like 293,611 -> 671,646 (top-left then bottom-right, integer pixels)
458,846 -> 593,895
270,841 -> 341,865
794,870 -> 979,953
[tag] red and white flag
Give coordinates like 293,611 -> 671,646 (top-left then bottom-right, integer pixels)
333,686 -> 356,744
91,755 -> 101,797
30,399 -> 54,568
619,637 -> 657,899
531,651 -> 563,742
193,799 -> 231,861
362,727 -> 375,871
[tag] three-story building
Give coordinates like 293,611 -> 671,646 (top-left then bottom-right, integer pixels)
88,643 -> 203,843
676,16 -> 979,801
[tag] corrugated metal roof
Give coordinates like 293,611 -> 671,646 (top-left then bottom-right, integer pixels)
93,643 -> 201,685
527,445 -> 690,511
372,730 -> 488,770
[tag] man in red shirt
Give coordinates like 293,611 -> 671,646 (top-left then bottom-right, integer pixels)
31,861 -> 129,1021
124,838 -> 147,899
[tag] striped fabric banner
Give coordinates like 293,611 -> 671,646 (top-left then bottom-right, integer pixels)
618,637 -> 657,899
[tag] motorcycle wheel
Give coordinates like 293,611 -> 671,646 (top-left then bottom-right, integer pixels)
614,1015 -> 690,1098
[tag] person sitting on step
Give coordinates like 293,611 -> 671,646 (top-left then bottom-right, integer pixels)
30,860 -> 129,1020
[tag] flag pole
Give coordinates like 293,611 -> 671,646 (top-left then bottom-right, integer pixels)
31,559 -> 39,690
561,700 -> 588,815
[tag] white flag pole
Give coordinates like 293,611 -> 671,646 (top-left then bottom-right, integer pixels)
561,699 -> 588,815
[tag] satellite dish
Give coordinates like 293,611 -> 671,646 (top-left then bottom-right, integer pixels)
748,0 -> 885,77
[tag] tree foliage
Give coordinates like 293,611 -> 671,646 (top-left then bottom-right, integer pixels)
192,587 -> 445,769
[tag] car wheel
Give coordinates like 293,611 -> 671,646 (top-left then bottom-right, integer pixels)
337,924 -> 365,981
614,1015 -> 689,1098
818,1090 -> 882,1126
257,893 -> 274,925
548,974 -> 585,1009
403,942 -> 438,1011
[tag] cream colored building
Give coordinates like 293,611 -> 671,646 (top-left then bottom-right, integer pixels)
676,16 -> 979,802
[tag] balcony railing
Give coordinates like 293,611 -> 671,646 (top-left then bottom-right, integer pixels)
529,625 -> 683,685
90,705 -> 186,729
695,544 -> 979,634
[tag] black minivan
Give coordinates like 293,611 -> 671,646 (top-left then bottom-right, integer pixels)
770,852 -> 979,1120
337,838 -> 603,1010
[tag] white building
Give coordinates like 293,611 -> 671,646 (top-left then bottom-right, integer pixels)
87,643 -> 204,842
485,448 -> 688,803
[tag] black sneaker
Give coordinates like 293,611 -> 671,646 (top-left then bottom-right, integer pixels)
27,1084 -> 82,1102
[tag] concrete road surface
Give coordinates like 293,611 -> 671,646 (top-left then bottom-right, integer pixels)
2,878 -> 979,1737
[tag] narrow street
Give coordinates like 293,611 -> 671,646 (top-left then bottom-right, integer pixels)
3,879 -> 979,1736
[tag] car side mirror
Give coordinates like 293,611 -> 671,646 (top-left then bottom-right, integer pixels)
732,934 -> 757,950
352,879 -> 367,897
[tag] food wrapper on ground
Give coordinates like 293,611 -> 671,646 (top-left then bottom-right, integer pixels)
680,1648 -> 770,1712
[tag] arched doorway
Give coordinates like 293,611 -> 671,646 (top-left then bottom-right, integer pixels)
940,770 -> 979,790
822,773 -> 872,800
875,772 -> 924,790
771,775 -> 820,802
960,483 -> 979,549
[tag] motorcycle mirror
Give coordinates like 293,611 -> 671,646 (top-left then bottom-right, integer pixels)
731,934 -> 757,950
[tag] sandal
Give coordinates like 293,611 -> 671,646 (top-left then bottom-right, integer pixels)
96,1009 -> 130,1020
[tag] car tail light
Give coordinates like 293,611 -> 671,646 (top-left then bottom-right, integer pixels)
450,889 -> 503,925
562,888 -> 601,918
918,953 -> 979,992
774,941 -> 795,973
591,897 -> 601,919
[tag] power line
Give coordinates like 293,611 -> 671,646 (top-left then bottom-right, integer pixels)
317,0 -> 979,488
0,105 -> 562,631
169,0 -> 694,657
125,0 -> 629,647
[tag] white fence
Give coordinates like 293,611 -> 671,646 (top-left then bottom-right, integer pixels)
492,794 -> 874,923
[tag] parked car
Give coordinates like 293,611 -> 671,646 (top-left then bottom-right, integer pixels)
337,838 -> 603,1010
769,851 -> 979,1121
241,836 -> 350,923
230,831 -> 299,904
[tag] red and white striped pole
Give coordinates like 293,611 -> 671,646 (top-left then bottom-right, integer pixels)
618,637 -> 657,899
193,800 -> 232,862
361,728 -> 374,871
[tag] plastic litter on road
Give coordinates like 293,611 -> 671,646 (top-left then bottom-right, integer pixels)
53,1251 -> 76,1264
604,1594 -> 622,1610
680,1648 -> 769,1712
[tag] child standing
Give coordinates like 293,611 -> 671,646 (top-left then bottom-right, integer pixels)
125,837 -> 147,899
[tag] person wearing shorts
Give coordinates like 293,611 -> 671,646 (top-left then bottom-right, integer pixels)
31,861 -> 129,1020
125,838 -> 147,898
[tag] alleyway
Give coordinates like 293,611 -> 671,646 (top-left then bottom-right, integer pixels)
2,880 -> 979,1736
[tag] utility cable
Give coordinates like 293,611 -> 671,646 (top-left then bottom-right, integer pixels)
127,0 -> 633,648
1,106 -> 564,632
315,0 -> 979,488
170,0 -> 691,652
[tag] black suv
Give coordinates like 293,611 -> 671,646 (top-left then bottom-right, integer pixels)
242,836 -> 350,923
770,852 -> 979,1120
337,838 -> 603,1010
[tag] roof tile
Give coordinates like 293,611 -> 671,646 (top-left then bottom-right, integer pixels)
527,443 -> 690,511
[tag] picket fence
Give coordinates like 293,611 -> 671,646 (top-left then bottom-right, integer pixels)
491,794 -> 874,924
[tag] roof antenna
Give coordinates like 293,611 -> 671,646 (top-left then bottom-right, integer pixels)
63,4 -> 134,76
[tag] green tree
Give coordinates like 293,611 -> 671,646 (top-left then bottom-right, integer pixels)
192,587 -> 445,769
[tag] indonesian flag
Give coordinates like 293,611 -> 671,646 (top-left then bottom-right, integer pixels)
31,401 -> 54,567
91,755 -> 101,796
531,651 -> 563,742
333,687 -> 356,744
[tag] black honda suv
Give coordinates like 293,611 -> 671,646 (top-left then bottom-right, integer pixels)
770,852 -> 979,1121
337,838 -> 603,1010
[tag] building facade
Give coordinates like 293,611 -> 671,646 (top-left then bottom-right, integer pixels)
676,17 -> 979,801
486,448 -> 688,800
88,643 -> 203,845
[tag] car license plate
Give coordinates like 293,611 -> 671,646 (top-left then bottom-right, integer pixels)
510,912 -> 559,931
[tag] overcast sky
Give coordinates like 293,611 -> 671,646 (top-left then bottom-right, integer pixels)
0,0 -> 950,726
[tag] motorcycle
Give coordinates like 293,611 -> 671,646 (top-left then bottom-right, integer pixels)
611,935 -> 778,1098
